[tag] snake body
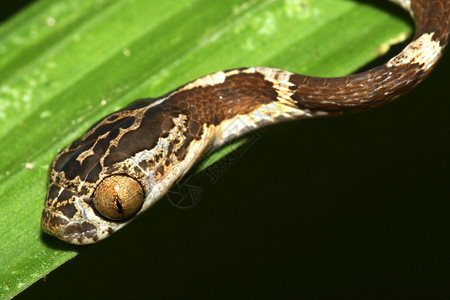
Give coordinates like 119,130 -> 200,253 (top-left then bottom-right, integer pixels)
42,0 -> 450,244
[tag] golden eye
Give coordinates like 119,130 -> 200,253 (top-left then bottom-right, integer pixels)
93,175 -> 144,220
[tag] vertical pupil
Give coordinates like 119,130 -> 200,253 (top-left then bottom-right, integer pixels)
115,198 -> 123,213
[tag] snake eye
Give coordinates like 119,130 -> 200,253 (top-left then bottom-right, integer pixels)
93,175 -> 144,220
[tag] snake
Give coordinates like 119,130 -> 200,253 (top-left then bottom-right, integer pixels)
41,0 -> 449,245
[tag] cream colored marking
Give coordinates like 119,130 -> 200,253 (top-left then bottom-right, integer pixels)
97,112 -> 143,170
137,96 -> 168,111
137,123 -> 216,214
133,114 -> 188,167
75,147 -> 95,164
75,132 -> 109,164
180,71 -> 227,91
387,33 -> 442,71
253,67 -> 299,108
212,101 -> 320,149
177,69 -> 248,93
172,114 -> 188,128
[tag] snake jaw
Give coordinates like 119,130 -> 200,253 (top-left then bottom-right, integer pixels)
41,197 -> 116,245
41,212 -> 103,245
41,179 -> 120,244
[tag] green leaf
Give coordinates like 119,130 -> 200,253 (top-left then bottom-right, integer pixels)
0,0 -> 410,298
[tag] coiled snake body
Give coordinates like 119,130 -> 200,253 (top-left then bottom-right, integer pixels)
42,0 -> 450,244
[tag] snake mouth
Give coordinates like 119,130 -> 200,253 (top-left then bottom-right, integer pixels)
41,208 -> 112,245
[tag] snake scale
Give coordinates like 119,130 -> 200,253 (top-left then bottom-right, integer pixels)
42,0 -> 450,244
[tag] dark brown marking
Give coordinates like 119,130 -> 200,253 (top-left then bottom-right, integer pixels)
46,184 -> 60,201
106,106 -> 166,160
45,212 -> 69,227
163,72 -> 278,126
53,147 -> 80,173
57,202 -> 77,219
85,162 -> 104,183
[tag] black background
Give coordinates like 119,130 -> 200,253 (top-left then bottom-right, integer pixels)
4,1 -> 450,299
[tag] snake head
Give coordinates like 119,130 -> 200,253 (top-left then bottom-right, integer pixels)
41,105 -> 154,245
41,98 -> 193,244
41,157 -> 145,245
42,167 -> 148,244
41,194 -> 114,245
